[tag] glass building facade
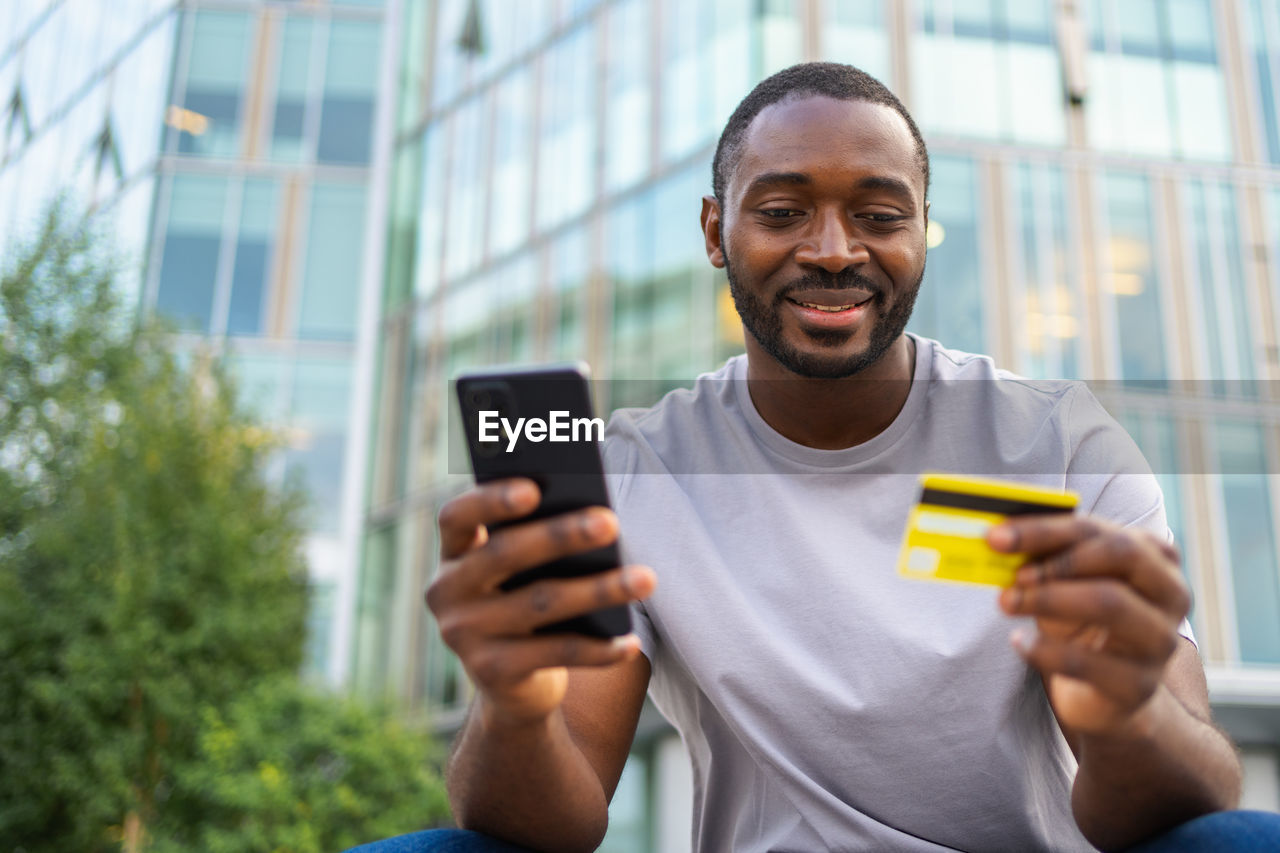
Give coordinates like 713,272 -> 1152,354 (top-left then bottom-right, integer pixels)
8,0 -> 1280,845
377,0 -> 1280,844
0,0 -> 392,688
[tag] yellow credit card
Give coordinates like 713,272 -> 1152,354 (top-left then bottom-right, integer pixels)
897,473 -> 1079,588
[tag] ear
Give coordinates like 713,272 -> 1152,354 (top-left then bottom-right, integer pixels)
701,195 -> 726,269
923,199 -> 930,235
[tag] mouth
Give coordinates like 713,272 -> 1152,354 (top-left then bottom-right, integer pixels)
783,293 -> 877,330
788,297 -> 874,313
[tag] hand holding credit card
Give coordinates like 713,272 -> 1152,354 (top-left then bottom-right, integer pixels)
898,473 -> 1079,588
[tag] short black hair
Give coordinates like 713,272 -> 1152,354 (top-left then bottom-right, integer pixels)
712,62 -> 930,205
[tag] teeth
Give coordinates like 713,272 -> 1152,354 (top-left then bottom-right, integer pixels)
799,301 -> 857,312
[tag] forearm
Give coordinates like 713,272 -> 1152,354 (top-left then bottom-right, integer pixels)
1071,686 -> 1242,851
446,696 -> 610,853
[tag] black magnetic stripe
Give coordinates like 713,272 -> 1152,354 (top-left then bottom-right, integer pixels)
919,488 -> 1074,517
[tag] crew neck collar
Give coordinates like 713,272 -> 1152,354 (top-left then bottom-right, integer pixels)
733,333 -> 932,470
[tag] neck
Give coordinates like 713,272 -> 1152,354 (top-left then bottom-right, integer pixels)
744,335 -> 916,449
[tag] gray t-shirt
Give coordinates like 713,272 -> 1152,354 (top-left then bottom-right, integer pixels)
602,335 -> 1187,853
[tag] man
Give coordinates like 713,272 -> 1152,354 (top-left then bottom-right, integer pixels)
358,64 -> 1280,852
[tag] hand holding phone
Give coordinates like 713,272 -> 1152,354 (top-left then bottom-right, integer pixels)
424,365 -> 654,725
426,478 -> 652,723
455,363 -> 632,637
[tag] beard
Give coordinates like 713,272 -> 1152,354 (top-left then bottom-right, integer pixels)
725,256 -> 923,380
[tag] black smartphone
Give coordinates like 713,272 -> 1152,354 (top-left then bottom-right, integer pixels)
455,363 -> 631,638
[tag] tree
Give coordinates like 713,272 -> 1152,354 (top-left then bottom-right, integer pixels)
0,205 -> 449,850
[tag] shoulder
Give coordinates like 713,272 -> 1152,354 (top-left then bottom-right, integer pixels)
917,335 -> 1079,421
602,355 -> 743,501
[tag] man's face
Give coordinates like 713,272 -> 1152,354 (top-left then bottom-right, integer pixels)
703,96 -> 928,379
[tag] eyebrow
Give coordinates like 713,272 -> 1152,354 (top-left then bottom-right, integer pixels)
742,171 -> 917,205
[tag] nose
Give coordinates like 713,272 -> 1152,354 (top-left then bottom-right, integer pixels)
794,209 -> 869,274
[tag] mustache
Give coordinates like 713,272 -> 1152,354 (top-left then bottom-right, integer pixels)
776,269 -> 882,300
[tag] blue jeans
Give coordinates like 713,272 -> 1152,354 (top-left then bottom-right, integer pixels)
344,810 -> 1280,852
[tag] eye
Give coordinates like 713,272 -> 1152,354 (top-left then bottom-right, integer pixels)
861,213 -> 907,223
759,208 -> 803,221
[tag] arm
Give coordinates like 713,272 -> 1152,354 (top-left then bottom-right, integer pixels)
1069,639 -> 1240,850
990,518 -> 1241,852
427,479 -> 657,852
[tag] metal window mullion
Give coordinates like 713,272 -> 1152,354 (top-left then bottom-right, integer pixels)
209,174 -> 244,339
1150,171 -> 1185,380
1003,161 -> 1032,373
1061,162 -> 1095,377
1265,0 -> 1280,163
1032,164 -> 1063,377
1178,179 -> 1214,382
1205,182 -> 1245,380
1205,421 -> 1245,664
303,11 -> 329,163
141,167 -> 175,316
164,8 -> 196,157
1091,170 -> 1122,379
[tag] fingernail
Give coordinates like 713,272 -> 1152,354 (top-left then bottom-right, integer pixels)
999,586 -> 1021,613
1010,627 -> 1034,653
584,510 -> 612,538
611,635 -> 639,654
622,565 -> 653,596
505,480 -> 537,510
988,525 -> 1015,551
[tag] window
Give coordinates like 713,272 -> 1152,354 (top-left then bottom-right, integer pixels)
911,155 -> 985,354
1244,0 -> 1280,164
442,96 -> 487,280
821,0 -> 890,82
913,0 -> 1063,144
355,525 -> 397,695
604,0 -> 650,194
1098,172 -> 1169,381
537,24 -> 596,231
1085,0 -> 1230,160
660,0 -> 710,162
490,67 -> 534,256
111,12 -> 176,179
304,581 -> 336,680
489,253 -> 537,364
549,226 -> 589,362
1213,420 -> 1280,664
1181,180 -> 1256,389
270,16 -> 315,162
174,11 -> 250,157
154,174 -> 229,332
1008,162 -> 1081,378
153,174 -> 283,336
415,124 -> 447,298
285,357 -> 352,535
317,19 -> 380,164
227,179 -> 278,336
297,182 -> 366,340
599,749 -> 651,852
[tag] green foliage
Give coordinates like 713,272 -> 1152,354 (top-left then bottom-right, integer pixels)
0,205 -> 449,850
153,677 -> 449,853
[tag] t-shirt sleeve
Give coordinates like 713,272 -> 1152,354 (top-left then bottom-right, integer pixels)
602,414 -> 659,662
1065,384 -> 1197,647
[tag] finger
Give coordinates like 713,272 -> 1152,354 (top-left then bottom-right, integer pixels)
1012,530 -> 1190,617
1011,628 -> 1160,712
467,634 -> 643,690
460,506 -> 620,592
999,580 -> 1180,662
486,566 -> 657,635
437,479 -> 541,558
987,514 -> 1108,557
